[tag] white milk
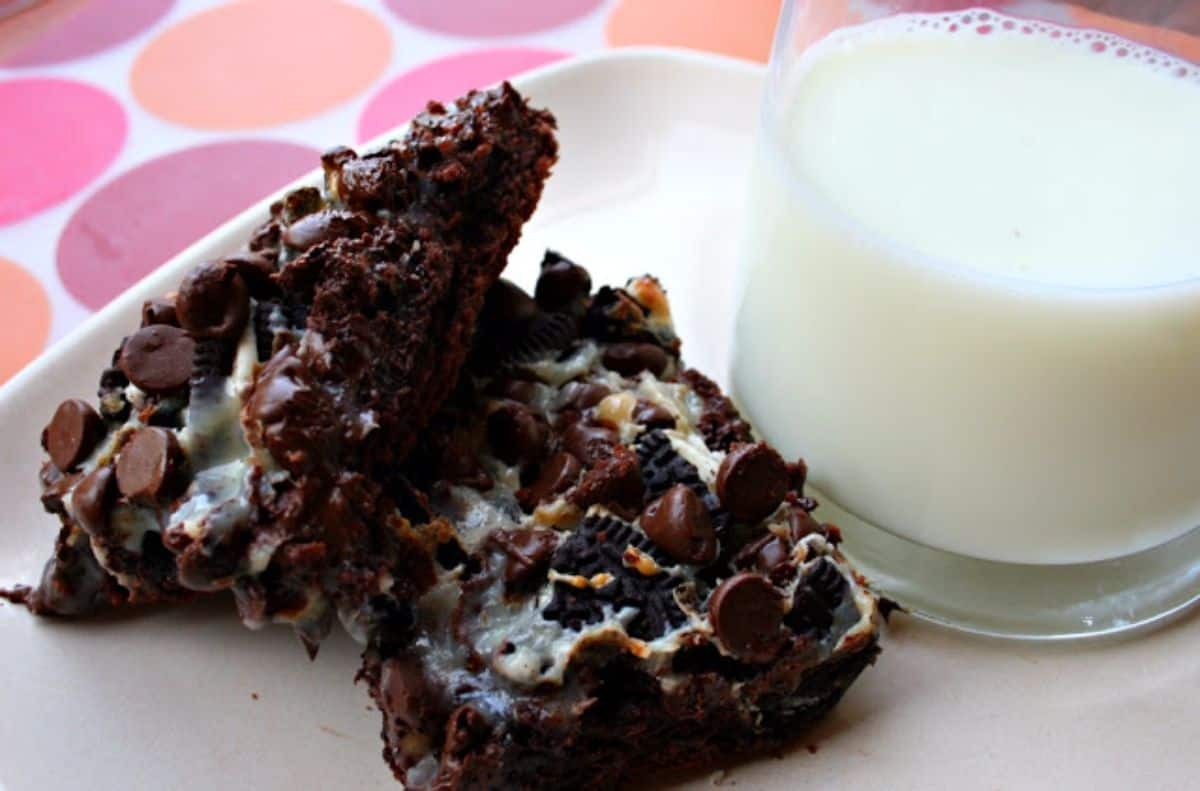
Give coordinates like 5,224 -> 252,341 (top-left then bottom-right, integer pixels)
733,10 -> 1200,564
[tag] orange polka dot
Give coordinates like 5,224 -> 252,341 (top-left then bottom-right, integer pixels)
131,0 -> 391,130
0,257 -> 51,384
1068,6 -> 1200,65
606,0 -> 783,62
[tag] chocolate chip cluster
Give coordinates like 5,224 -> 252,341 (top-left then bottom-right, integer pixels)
410,255 -> 853,671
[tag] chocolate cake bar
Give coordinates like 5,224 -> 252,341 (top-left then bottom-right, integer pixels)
4,84 -> 557,653
360,257 -> 881,789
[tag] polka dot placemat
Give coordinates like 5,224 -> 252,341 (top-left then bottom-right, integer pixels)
0,0 -> 785,386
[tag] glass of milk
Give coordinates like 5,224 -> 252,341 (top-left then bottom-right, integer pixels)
733,1 -> 1200,638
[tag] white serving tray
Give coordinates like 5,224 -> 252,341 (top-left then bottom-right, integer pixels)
0,49 -> 1194,791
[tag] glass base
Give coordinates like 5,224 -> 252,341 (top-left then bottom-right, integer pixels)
815,489 -> 1200,640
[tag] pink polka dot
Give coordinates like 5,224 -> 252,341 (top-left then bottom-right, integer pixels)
358,48 -> 569,142
57,140 -> 318,310
0,78 -> 126,225
0,0 -> 174,67
385,0 -> 602,37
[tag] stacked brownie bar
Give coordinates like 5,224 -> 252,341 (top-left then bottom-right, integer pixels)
361,260 -> 880,789
5,84 -> 880,789
11,84 -> 557,653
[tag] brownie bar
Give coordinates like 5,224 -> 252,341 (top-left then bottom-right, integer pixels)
361,255 -> 881,789
5,84 -> 557,654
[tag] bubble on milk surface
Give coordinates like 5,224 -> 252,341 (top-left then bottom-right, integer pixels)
885,9 -> 1200,82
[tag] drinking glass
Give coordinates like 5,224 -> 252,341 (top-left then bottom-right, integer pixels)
734,0 -> 1200,638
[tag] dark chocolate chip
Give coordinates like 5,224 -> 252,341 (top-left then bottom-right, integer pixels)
72,465 -> 116,534
381,654 -> 448,733
788,457 -> 809,493
281,209 -> 367,251
481,278 -> 538,336
489,378 -> 540,404
561,421 -> 618,466
640,484 -> 717,565
633,399 -> 676,429
716,442 -> 790,523
789,508 -> 822,542
735,533 -> 792,573
115,427 -> 185,503
223,251 -> 278,297
119,325 -> 196,394
248,219 -> 281,252
535,251 -> 592,312
176,260 -> 250,340
490,527 -> 559,589
708,573 -> 784,663
520,451 -> 582,508
246,350 -> 329,475
43,399 -> 105,472
602,342 -> 670,377
487,401 -> 548,467
140,297 -> 178,328
558,381 -> 611,412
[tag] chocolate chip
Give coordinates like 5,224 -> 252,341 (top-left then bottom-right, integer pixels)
140,297 -> 178,328
640,484 -> 717,565
72,465 -> 116,534
282,209 -> 367,251
488,378 -> 540,404
246,351 -> 330,475
115,427 -> 185,503
176,260 -> 250,340
562,421 -> 618,466
789,508 -> 822,542
223,251 -> 278,297
633,399 -> 676,429
43,399 -> 105,472
248,219 -> 281,252
708,573 -> 784,663
735,533 -> 792,573
381,654 -> 448,733
119,325 -> 196,394
716,442 -> 790,523
519,451 -> 582,508
490,527 -> 559,589
788,457 -> 808,493
558,381 -> 611,412
487,401 -> 548,467
481,279 -> 538,337
535,251 -> 592,312
602,342 -> 670,377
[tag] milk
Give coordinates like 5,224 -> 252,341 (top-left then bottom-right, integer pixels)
733,10 -> 1200,564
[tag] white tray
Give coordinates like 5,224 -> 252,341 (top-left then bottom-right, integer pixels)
0,49 -> 1194,791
